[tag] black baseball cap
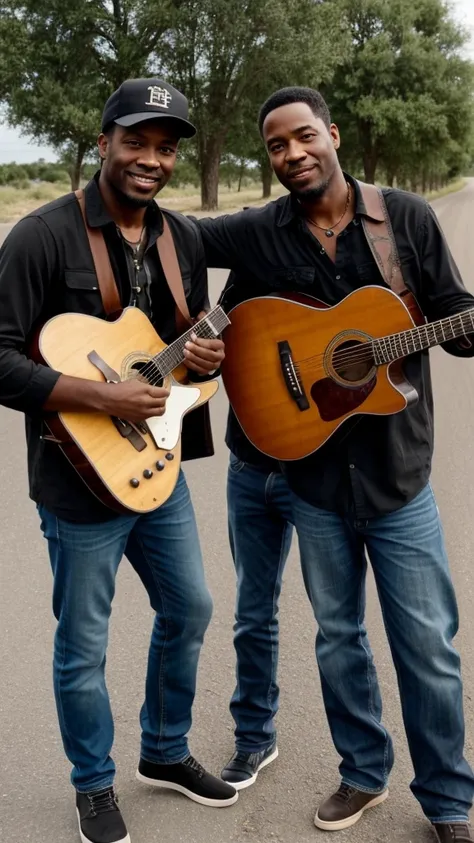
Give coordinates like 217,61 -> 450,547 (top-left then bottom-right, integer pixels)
101,77 -> 196,138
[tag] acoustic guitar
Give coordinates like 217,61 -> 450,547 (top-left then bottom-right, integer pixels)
220,285 -> 474,461
36,304 -> 229,513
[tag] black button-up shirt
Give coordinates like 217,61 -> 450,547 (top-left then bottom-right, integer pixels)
196,175 -> 474,517
0,174 -> 209,522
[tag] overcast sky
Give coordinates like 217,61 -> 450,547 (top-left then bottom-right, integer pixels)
1,0 -> 473,164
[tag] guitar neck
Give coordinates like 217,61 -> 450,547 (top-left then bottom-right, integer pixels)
374,308 -> 474,364
153,305 -> 230,377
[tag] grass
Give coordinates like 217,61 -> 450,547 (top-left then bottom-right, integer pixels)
424,178 -> 466,202
0,176 -> 467,224
0,180 -> 287,223
0,181 -> 72,223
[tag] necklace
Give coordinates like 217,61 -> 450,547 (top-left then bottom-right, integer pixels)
117,224 -> 147,298
306,182 -> 351,238
119,223 -> 147,250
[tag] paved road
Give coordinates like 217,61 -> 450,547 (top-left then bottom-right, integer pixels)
1,186 -> 474,843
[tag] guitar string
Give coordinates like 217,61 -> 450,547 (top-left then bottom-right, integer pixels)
137,309 -> 226,383
141,310 -> 472,387
126,307 -> 474,387
139,323 -> 218,382
139,325 -> 223,384
137,305 -> 225,380
293,312 -> 474,370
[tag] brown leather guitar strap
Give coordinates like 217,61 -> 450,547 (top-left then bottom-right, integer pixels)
156,217 -> 193,332
356,181 -> 425,326
75,189 -> 122,316
75,190 -> 191,333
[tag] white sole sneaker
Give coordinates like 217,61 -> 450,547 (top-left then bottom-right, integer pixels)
76,808 -> 131,843
314,788 -> 389,831
229,746 -> 279,791
135,771 -> 239,808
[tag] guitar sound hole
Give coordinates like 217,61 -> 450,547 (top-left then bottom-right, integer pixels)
332,340 -> 374,383
130,360 -> 163,387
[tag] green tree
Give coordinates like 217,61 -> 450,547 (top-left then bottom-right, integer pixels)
327,0 -> 474,186
0,0 -> 181,188
159,0 -> 346,209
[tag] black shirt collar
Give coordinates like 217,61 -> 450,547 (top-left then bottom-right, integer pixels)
276,172 -> 384,228
83,172 -> 164,241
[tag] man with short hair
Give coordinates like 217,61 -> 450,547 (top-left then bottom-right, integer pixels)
195,86 -> 474,841
0,77 -> 237,843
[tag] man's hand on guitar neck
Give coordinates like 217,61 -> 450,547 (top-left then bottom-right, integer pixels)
183,310 -> 225,376
43,375 -> 170,423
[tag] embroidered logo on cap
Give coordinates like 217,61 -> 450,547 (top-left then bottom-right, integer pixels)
145,86 -> 172,109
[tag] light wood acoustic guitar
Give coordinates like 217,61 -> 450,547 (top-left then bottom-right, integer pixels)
220,285 -> 474,461
35,304 -> 229,513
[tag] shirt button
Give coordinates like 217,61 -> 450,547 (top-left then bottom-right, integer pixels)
349,464 -> 355,469
336,275 -> 341,280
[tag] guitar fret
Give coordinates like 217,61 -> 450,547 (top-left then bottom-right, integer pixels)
374,307 -> 474,367
373,339 -> 382,365
397,333 -> 405,358
401,331 -> 409,357
455,313 -> 465,338
149,305 -> 230,379
446,317 -> 456,340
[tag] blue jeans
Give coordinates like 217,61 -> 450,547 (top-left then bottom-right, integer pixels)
291,483 -> 474,822
38,470 -> 213,793
227,454 -> 293,751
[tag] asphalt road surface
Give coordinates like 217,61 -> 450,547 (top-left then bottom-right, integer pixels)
1,184 -> 474,843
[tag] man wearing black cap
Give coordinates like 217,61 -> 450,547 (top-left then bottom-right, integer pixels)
0,77 -> 237,843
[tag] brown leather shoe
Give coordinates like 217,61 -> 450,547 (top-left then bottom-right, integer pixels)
314,782 -> 388,831
433,823 -> 473,842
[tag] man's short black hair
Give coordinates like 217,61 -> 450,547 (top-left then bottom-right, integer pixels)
258,87 -> 331,135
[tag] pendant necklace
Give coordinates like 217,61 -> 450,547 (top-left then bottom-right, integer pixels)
306,182 -> 351,238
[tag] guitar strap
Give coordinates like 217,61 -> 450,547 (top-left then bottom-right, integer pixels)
356,181 -> 425,327
74,189 -> 192,331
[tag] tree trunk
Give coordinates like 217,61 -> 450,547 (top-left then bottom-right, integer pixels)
261,156 -> 273,198
70,141 -> 87,190
237,159 -> 245,192
200,139 -> 223,211
362,149 -> 378,184
359,121 -> 378,184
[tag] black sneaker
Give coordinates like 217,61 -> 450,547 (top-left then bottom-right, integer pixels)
433,823 -> 474,842
221,741 -> 279,790
136,755 -> 238,807
76,787 -> 130,843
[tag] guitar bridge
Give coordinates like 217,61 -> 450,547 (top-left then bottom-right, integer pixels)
278,341 -> 309,411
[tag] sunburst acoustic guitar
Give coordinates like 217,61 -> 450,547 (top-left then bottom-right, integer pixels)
220,285 -> 474,460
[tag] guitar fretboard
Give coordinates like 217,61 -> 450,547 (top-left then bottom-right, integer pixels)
373,308 -> 474,364
149,305 -> 230,379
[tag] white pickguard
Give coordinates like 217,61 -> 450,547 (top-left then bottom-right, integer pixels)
145,383 -> 201,450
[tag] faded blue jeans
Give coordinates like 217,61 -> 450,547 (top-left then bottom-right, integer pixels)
38,470 -> 213,793
227,454 -> 293,751
291,483 -> 474,822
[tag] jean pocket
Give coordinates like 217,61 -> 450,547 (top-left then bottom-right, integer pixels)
228,454 -> 246,474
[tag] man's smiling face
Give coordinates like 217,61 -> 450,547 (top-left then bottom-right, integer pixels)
98,120 -> 180,207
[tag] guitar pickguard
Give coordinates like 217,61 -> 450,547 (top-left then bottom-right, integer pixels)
146,383 -> 201,450
311,376 -> 377,422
